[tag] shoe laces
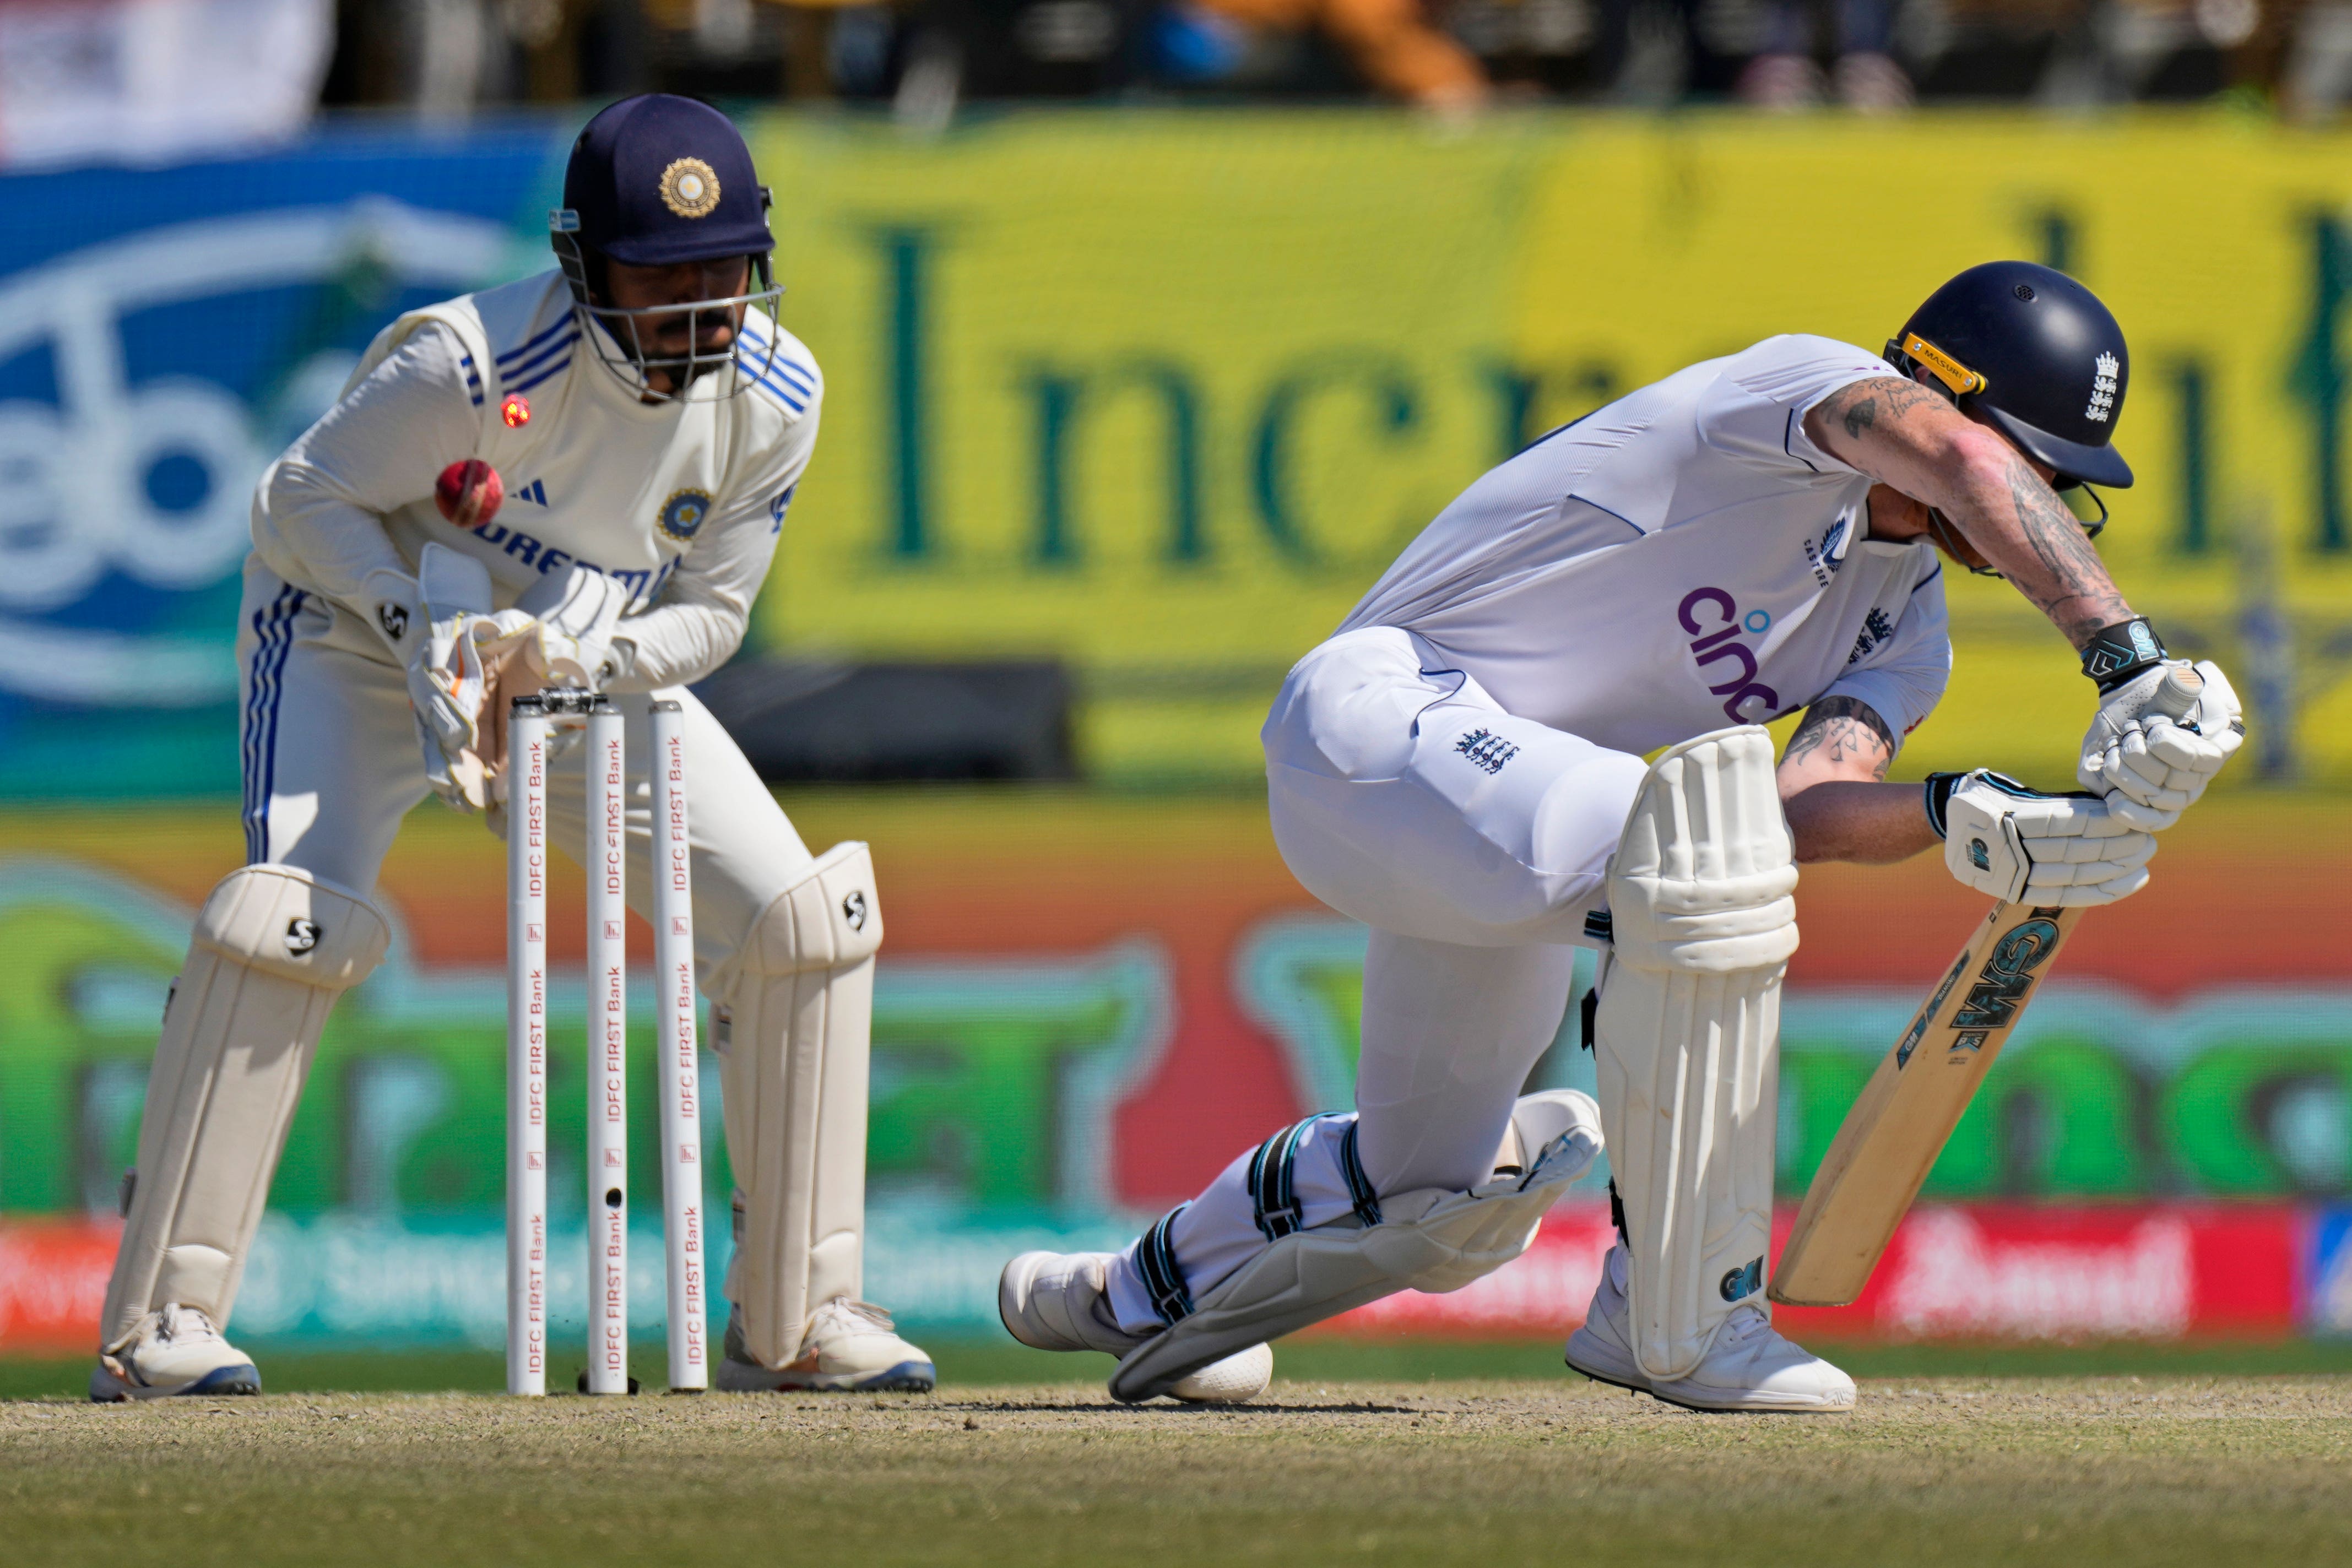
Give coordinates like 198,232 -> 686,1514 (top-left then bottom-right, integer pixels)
1719,1303 -> 1773,1345
810,1298 -> 897,1337
154,1304 -> 223,1348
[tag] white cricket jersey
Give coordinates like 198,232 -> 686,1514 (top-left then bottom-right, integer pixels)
1340,334 -> 1952,756
249,270 -> 820,691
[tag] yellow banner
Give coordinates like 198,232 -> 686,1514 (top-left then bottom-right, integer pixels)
750,111 -> 2352,786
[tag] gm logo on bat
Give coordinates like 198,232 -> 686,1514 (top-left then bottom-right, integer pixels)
1953,915 -> 2064,1032
1892,909 -> 2064,1070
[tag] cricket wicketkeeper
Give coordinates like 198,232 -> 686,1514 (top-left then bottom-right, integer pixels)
1001,261 -> 2245,1410
92,95 -> 931,1399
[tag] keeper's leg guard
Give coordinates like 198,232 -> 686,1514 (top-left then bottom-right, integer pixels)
718,842 -> 893,1371
100,865 -> 389,1345
1591,726 -> 1797,1383
1105,1090 -> 1602,1403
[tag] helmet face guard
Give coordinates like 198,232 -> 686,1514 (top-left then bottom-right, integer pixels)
551,213 -> 784,402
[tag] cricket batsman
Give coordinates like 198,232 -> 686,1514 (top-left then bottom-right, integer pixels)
1001,262 -> 2243,1410
92,95 -> 933,1399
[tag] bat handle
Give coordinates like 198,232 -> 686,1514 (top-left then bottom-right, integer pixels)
2148,662 -> 2203,725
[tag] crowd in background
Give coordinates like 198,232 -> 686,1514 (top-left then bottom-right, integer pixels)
328,0 -> 2352,117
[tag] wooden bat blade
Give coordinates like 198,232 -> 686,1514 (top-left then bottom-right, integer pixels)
1767,901 -> 2084,1307
1769,665 -> 2194,1309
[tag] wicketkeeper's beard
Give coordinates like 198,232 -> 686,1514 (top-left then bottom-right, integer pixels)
629,309 -> 740,386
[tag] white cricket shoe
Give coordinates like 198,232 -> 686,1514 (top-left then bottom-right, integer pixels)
1565,1244 -> 1855,1413
1563,1243 -> 1650,1394
999,1250 -> 1273,1404
715,1298 -> 936,1392
89,1304 -> 261,1402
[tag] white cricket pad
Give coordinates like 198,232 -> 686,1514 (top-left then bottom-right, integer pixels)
1105,1105 -> 1602,1403
719,842 -> 885,1370
1591,725 -> 1797,1383
101,865 -> 388,1344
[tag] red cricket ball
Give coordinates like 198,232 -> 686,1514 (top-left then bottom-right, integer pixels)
435,459 -> 503,529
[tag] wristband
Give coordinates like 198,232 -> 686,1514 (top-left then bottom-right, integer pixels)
1923,772 -> 1965,839
2079,617 -> 2166,692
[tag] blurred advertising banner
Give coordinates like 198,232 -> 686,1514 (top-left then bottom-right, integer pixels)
4,113 -> 2352,797
0,0 -> 332,169
0,122 -> 564,795
0,1200 -> 2331,1354
0,789 -> 2343,1348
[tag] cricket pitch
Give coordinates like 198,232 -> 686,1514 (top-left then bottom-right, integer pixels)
7,1375 -> 2352,1567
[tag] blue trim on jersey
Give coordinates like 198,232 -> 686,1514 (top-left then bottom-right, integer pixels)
738,324 -> 823,395
458,353 -> 485,408
1782,406 -> 1823,474
241,587 -> 306,864
1911,563 -> 1944,596
764,357 -> 814,394
506,349 -> 577,397
1565,492 -> 1645,539
497,314 -> 575,367
1510,408 -> 1597,460
744,372 -> 806,414
501,328 -> 579,386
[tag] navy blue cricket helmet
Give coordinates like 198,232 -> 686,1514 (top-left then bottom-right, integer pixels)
1887,261 -> 2133,490
549,94 -> 782,399
559,94 -> 773,268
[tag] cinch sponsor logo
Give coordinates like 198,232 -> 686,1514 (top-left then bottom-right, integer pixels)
1678,588 -> 1779,724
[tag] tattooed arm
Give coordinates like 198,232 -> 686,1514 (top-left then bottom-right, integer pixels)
1803,376 -> 2133,645
1777,696 -> 1939,864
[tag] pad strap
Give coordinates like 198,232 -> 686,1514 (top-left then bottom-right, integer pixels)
1336,1121 -> 1383,1228
1137,1205 -> 1195,1326
1248,1114 -> 1384,1241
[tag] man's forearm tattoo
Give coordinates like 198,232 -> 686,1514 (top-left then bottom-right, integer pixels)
1999,453 -> 2129,644
1784,696 -> 1895,781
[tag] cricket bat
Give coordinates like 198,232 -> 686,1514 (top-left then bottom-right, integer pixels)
1767,664 -> 2203,1308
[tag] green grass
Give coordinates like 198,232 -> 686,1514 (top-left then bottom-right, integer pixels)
12,1335 -> 2352,1401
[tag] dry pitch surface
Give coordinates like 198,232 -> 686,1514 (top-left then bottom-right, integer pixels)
7,1377 -> 2351,1567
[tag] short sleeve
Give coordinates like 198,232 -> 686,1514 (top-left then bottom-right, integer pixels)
1818,558 -> 1952,753
1697,334 -> 1899,479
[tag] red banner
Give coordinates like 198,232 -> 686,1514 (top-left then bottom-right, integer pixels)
1318,1201 -> 2306,1342
0,1219 -> 117,1356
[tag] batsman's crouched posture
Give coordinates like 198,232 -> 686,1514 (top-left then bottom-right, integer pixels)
1002,262 -> 2245,1410
92,95 -> 933,1401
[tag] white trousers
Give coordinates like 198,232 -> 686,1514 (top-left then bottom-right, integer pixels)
1104,627 -> 1648,1332
234,556 -> 814,1000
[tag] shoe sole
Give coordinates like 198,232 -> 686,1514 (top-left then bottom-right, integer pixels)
1565,1332 -> 1852,1414
715,1359 -> 937,1394
89,1361 -> 262,1403
1562,1332 -> 1650,1396
1646,1381 -> 1856,1414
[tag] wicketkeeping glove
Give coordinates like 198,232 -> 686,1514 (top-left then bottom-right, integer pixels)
403,544 -> 532,813
511,563 -> 632,690
1926,769 -> 2156,908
